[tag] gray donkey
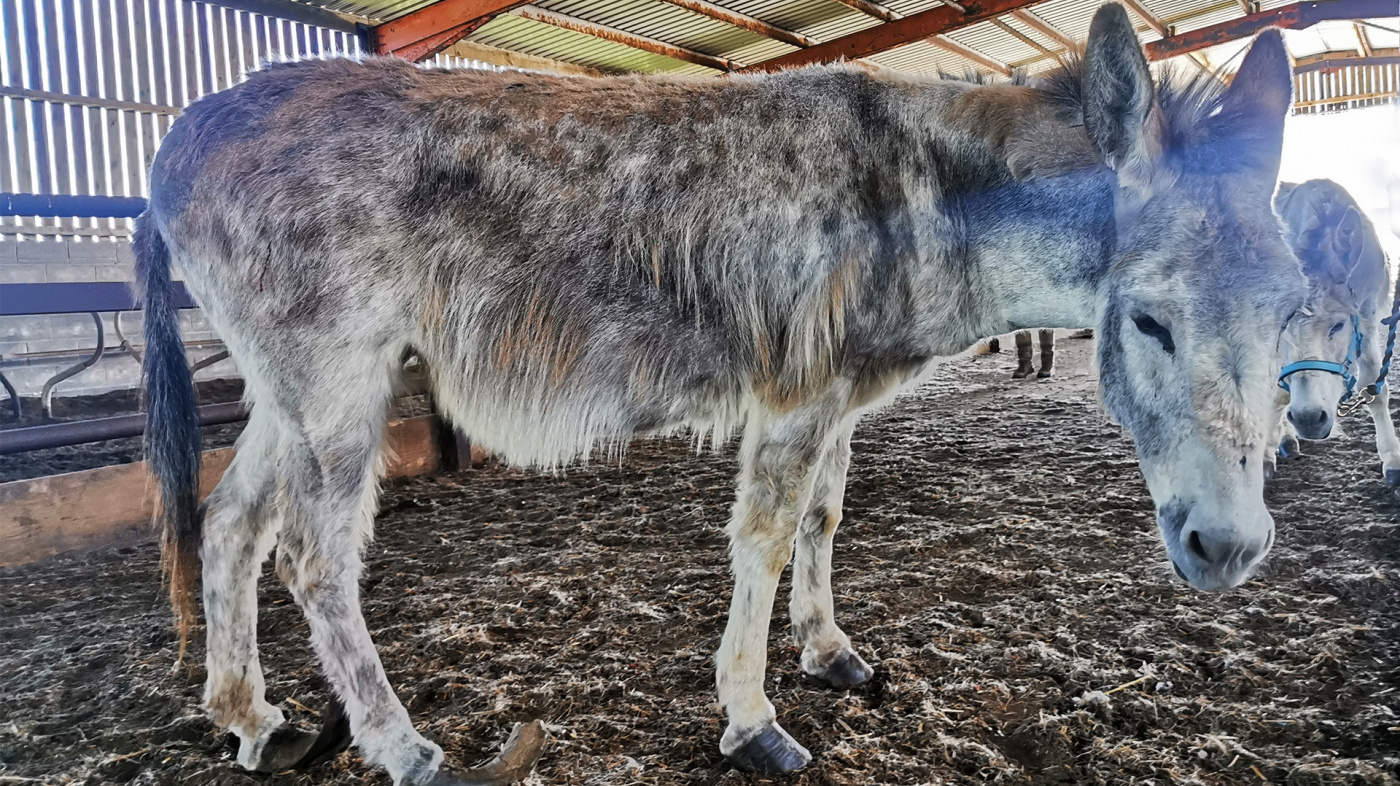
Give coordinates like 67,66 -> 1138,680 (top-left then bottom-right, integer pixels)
1270,179 -> 1399,483
137,6 -> 1305,783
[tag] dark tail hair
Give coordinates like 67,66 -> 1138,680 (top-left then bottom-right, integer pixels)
134,214 -> 202,661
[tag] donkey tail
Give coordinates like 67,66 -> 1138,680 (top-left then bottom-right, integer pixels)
134,213 -> 202,660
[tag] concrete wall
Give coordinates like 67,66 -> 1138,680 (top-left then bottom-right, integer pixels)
1,235 -> 239,400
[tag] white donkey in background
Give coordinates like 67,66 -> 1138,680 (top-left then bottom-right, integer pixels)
1272,179 -> 1400,485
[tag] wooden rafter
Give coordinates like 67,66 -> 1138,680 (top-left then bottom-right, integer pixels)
1008,9 -> 1077,50
655,0 -> 817,48
511,5 -> 743,71
992,18 -> 1060,58
1354,22 -> 1373,57
1145,0 -> 1396,60
927,35 -> 1014,74
370,0 -> 528,61
743,0 -> 1052,71
830,0 -> 903,23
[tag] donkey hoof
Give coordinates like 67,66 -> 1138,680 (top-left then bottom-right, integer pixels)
726,723 -> 811,773
1036,370 -> 1053,379
1384,468 -> 1400,487
806,649 -> 873,689
250,698 -> 353,772
1263,460 -> 1276,481
421,720 -> 547,786
1278,436 -> 1300,459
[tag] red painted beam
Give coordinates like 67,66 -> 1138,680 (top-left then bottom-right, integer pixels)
740,0 -> 1051,72
369,0 -> 526,61
1145,0 -> 1397,61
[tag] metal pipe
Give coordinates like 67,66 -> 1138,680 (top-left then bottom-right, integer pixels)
41,313 -> 105,420
0,401 -> 249,455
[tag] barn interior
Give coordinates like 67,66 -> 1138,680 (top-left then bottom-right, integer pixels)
2,0 -> 1399,783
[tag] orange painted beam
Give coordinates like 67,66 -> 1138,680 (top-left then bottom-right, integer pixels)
1144,0 -> 1395,61
741,0 -> 1051,72
369,0 -> 526,61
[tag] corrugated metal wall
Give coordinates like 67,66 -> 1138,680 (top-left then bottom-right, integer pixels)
0,0 -> 497,242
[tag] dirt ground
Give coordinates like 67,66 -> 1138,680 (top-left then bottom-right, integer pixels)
2,336 -> 1398,786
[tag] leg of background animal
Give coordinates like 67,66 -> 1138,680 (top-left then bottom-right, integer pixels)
1037,329 -> 1055,378
1358,339 -> 1400,485
718,399 -> 843,773
1012,330 -> 1034,379
1263,388 -> 1296,480
202,406 -> 305,771
789,423 -> 871,689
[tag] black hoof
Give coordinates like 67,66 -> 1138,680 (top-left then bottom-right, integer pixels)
807,650 -> 873,689
1036,370 -> 1053,379
293,697 -> 353,768
1385,468 -> 1400,487
726,723 -> 811,773
1263,460 -> 1276,481
250,698 -> 353,772
421,720 -> 547,786
1278,436 -> 1300,459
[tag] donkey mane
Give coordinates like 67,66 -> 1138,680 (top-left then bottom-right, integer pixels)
1033,59 -> 1270,176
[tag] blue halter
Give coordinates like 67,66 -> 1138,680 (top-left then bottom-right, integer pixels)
1278,313 -> 1364,402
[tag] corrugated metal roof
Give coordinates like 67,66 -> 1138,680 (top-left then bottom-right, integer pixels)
294,0 -> 1400,81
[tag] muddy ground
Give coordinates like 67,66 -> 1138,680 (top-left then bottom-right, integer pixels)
2,336 -> 1398,785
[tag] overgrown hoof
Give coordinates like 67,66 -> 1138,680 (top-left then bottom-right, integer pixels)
806,649 -> 873,689
726,723 -> 811,773
421,720 -> 547,786
1011,368 -> 1033,380
250,698 -> 353,772
1385,468 -> 1400,487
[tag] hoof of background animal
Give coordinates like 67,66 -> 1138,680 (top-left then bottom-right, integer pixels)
1036,370 -> 1053,379
1011,367 -> 1033,380
986,338 -> 1000,353
805,649 -> 873,689
1385,467 -> 1400,487
420,720 -> 547,786
726,722 -> 811,773
1070,328 -> 1095,339
1263,460 -> 1275,481
1278,435 -> 1300,459
249,698 -> 353,772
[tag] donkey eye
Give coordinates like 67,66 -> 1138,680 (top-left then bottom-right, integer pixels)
1328,321 -> 1345,337
1131,313 -> 1176,354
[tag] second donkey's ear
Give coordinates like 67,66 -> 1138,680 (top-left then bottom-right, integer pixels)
1082,3 -> 1165,200
1333,206 -> 1365,268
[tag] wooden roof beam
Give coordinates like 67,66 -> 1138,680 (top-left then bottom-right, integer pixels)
655,0 -> 818,48
1118,0 -> 1168,36
1354,22 -> 1373,57
1146,0 -> 1397,60
369,0 -> 528,61
992,17 -> 1059,58
743,0 -> 1052,71
927,35 -> 1014,74
511,5 -> 743,71
1007,10 -> 1077,51
830,0 -> 903,23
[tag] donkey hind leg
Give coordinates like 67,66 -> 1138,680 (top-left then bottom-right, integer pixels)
1011,331 -> 1034,379
1036,329 -> 1055,378
273,364 -> 543,786
717,394 -> 845,773
789,424 -> 871,689
201,406 -> 317,771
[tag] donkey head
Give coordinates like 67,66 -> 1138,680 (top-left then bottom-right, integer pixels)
1274,179 -> 1383,438
1082,6 -> 1307,590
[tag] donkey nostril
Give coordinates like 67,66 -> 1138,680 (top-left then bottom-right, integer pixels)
1186,530 -> 1209,562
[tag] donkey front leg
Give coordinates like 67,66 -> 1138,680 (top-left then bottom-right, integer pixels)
789,424 -> 872,689
717,402 -> 841,773
1360,344 -> 1400,485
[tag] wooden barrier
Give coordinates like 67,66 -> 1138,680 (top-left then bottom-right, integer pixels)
0,415 -> 444,568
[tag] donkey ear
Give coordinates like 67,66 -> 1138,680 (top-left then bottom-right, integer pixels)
1082,4 -> 1161,193
1333,206 -> 1364,266
1215,30 -> 1292,181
